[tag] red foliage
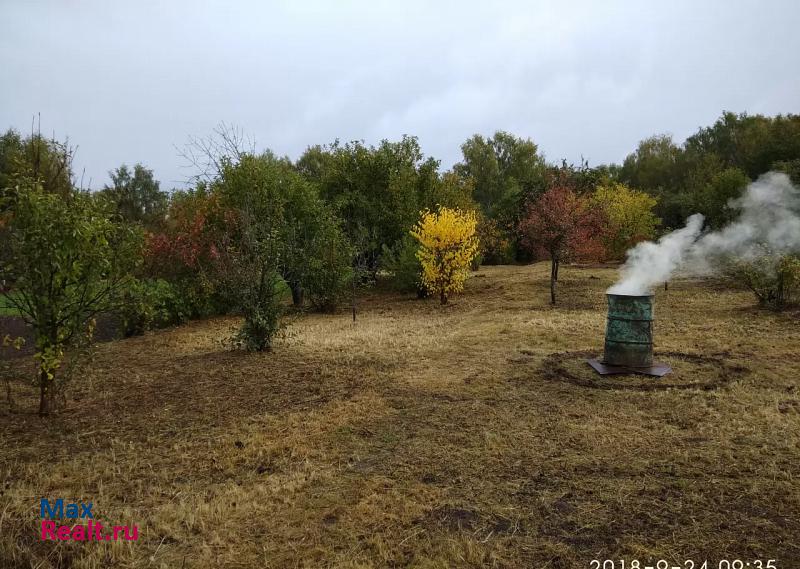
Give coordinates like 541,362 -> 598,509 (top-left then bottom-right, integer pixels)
517,183 -> 604,263
144,192 -> 233,278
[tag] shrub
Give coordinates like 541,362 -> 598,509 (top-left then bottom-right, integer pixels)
215,220 -> 287,352
476,215 -> 514,265
214,154 -> 289,351
117,278 -> 191,337
304,218 -> 354,312
143,187 -> 232,319
410,206 -> 479,305
726,251 -> 800,310
381,235 -> 425,296
230,270 -> 285,352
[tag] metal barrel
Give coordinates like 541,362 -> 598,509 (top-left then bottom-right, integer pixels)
603,293 -> 654,367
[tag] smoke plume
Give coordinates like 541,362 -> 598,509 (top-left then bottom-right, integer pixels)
608,172 -> 800,295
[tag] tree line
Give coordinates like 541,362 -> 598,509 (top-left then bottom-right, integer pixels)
1,110 -> 799,415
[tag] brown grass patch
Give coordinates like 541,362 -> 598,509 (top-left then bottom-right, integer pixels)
1,264 -> 799,568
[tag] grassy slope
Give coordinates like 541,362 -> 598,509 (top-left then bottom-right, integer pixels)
0,293 -> 20,316
1,264 -> 798,568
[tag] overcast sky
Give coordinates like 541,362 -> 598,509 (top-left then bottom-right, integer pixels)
1,0 -> 798,189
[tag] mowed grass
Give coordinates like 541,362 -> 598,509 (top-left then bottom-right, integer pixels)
0,293 -> 21,316
1,264 -> 799,568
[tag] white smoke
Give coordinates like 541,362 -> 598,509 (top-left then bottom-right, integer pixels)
607,214 -> 705,295
608,172 -> 800,295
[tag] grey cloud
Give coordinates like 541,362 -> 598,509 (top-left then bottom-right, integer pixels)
1,0 -> 798,188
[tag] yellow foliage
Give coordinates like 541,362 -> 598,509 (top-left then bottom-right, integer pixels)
410,206 -> 479,304
34,344 -> 64,382
592,183 -> 660,260
2,334 -> 25,351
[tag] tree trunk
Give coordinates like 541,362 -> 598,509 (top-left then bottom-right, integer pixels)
289,281 -> 304,307
440,290 -> 447,305
38,368 -> 50,416
550,258 -> 558,305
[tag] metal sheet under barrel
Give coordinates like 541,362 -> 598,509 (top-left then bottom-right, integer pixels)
604,293 -> 654,367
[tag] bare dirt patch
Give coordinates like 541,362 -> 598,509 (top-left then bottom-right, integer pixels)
537,349 -> 750,391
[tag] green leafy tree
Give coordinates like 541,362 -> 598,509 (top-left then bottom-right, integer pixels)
619,134 -> 682,193
214,152 -> 353,346
1,183 -> 142,415
1,128 -> 76,271
685,112 -> 800,179
617,113 -> 800,230
298,136 -> 438,271
213,154 -> 288,351
279,165 -> 353,310
696,167 -> 749,229
0,128 -> 74,199
101,163 -> 168,229
454,131 -> 546,223
0,129 -> 25,195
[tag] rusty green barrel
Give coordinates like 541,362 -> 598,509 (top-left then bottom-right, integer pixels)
603,293 -> 654,367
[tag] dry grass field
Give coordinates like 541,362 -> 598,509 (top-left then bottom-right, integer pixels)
1,264 -> 799,568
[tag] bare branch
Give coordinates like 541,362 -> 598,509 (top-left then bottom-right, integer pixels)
176,122 -> 256,185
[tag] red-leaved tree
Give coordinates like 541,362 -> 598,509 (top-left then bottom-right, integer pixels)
143,189 -> 234,316
517,182 -> 603,304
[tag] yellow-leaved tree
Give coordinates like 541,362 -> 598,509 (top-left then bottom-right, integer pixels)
592,182 -> 660,261
410,206 -> 479,305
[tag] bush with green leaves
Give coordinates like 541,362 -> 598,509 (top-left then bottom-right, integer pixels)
475,215 -> 514,265
726,252 -> 800,310
229,266 -> 286,352
213,154 -> 292,351
304,216 -> 354,312
0,182 -> 142,415
117,278 -> 191,337
380,235 -> 425,296
215,152 -> 355,330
